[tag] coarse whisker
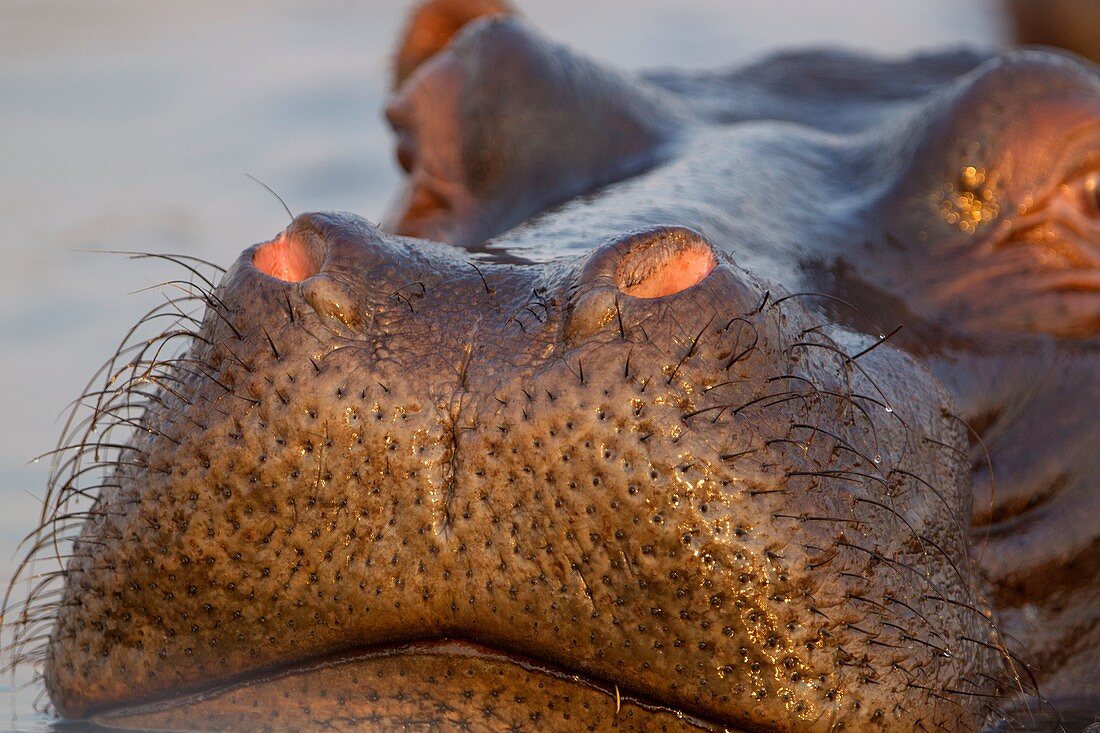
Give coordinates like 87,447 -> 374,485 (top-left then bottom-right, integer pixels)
67,393 -> 153,424
951,632 -> 1035,701
19,595 -> 85,620
130,326 -> 208,364
6,630 -> 59,657
96,299 -> 204,383
911,532 -> 969,588
785,338 -> 903,425
667,314 -> 716,384
836,540 -> 941,595
245,173 -> 295,221
33,441 -> 143,464
111,351 -> 194,396
95,413 -> 178,446
48,459 -> 123,495
845,324 -> 903,362
66,397 -> 161,437
720,317 -> 760,369
149,289 -> 209,322
91,249 -> 225,284
127,278 -> 210,301
948,411 -> 999,565
219,342 -> 255,373
786,468 -> 889,491
682,388 -> 815,421
197,290 -> 242,339
5,249 -> 229,706
808,384 -> 892,465
37,493 -> 117,547
18,520 -> 108,555
6,576 -> 69,619
851,495 -> 935,557
788,422 -> 880,470
882,596 -> 946,642
168,363 -> 235,395
39,510 -> 124,534
769,290 -> 884,334
886,468 -> 971,544
37,462 -> 118,529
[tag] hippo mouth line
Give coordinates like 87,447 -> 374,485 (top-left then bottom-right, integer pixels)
90,638 -> 735,732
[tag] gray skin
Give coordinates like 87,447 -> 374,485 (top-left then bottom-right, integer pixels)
8,2 -> 1100,732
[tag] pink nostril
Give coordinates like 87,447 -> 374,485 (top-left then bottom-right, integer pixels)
253,232 -> 319,282
620,242 -> 717,299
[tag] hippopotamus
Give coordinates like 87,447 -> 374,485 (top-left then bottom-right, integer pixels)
6,1 -> 1099,730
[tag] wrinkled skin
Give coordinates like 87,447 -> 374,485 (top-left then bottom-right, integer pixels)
8,2 -> 1100,731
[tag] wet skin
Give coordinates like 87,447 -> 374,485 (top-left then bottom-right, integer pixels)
8,3 -> 1100,731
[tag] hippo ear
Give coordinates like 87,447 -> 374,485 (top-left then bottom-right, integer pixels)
383,16 -> 682,247
393,0 -> 516,89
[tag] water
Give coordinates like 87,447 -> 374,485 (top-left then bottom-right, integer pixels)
0,1 -> 1003,729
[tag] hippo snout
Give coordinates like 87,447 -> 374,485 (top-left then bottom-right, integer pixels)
36,208 -> 1004,731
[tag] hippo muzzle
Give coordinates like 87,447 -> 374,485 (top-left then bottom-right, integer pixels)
38,209 -> 998,731
8,2 -> 1100,731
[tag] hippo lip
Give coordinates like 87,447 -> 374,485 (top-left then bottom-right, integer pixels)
89,638 -> 738,732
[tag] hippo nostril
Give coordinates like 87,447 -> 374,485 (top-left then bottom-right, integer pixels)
616,229 -> 717,298
253,231 -> 321,282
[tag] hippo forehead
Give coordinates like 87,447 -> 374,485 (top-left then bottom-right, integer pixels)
19,10 -> 1100,733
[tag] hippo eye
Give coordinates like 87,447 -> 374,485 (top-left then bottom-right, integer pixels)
1084,172 -> 1100,216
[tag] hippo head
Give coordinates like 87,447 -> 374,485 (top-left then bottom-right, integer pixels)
8,2 -> 1099,731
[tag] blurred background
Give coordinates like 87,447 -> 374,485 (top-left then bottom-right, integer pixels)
1,0 -> 1092,728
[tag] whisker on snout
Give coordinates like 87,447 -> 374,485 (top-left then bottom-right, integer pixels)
1,252 -> 227,699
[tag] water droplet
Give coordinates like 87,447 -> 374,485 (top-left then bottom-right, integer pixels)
872,455 -> 882,464
884,405 -> 893,414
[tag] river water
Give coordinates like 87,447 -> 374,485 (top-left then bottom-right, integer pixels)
0,1 -> 1003,729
